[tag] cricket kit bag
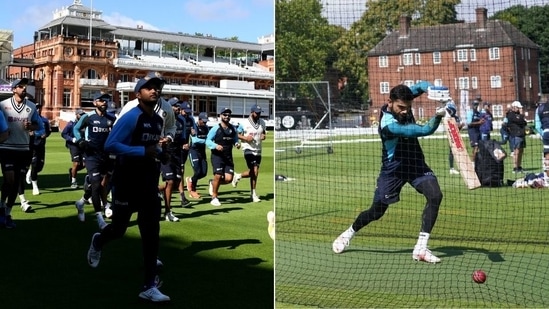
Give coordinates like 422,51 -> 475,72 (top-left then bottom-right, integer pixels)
475,139 -> 507,187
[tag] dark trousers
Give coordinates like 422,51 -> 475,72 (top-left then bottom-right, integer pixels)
95,186 -> 162,288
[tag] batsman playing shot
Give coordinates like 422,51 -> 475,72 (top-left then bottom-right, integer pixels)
332,82 -> 449,263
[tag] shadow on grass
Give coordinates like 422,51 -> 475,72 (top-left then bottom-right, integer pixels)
0,207 -> 273,309
342,246 -> 505,262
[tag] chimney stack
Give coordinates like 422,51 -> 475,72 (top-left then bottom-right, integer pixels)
476,7 -> 488,30
399,15 -> 411,38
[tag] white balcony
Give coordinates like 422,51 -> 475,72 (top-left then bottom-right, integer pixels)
80,79 -> 108,86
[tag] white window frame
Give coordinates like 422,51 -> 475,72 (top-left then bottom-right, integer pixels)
471,76 -> 478,89
489,47 -> 500,60
493,104 -> 504,118
380,82 -> 390,94
470,49 -> 476,61
457,49 -> 468,62
417,107 -> 425,120
490,75 -> 502,88
379,56 -> 389,68
458,77 -> 469,89
433,52 -> 441,64
402,53 -> 413,66
403,80 -> 415,88
414,53 -> 421,65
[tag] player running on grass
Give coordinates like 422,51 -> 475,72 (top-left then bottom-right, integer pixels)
232,104 -> 267,202
332,82 -> 447,263
87,74 -> 170,302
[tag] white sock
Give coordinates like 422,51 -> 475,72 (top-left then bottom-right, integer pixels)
416,232 -> 430,248
71,177 -> 77,183
19,194 -> 27,203
344,226 -> 356,238
32,180 -> 38,189
252,189 -> 257,196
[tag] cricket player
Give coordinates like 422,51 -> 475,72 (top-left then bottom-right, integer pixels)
332,83 -> 447,263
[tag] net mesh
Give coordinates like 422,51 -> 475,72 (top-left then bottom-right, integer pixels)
275,0 -> 549,307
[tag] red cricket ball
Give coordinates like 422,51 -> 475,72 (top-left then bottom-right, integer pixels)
472,270 -> 487,284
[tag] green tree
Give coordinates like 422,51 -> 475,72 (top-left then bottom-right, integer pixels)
333,0 -> 459,108
492,4 -> 549,94
275,0 -> 339,83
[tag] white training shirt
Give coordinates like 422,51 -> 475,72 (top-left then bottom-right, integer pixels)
238,116 -> 266,156
116,97 -> 176,141
0,97 -> 40,151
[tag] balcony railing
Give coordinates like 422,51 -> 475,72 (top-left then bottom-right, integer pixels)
80,79 -> 108,86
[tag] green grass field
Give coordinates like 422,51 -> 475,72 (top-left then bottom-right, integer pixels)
275,132 -> 549,308
0,133 -> 274,309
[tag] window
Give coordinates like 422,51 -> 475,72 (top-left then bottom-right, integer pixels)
380,82 -> 390,94
433,52 -> 441,64
489,48 -> 500,60
64,70 -> 74,79
417,107 -> 424,120
414,53 -> 421,65
119,74 -> 130,82
379,56 -> 388,68
470,49 -> 476,61
490,75 -> 502,88
402,53 -> 413,66
471,77 -> 478,89
63,89 -> 71,107
85,69 -> 98,79
458,77 -> 469,89
493,104 -> 504,118
457,49 -> 468,62
403,80 -> 415,88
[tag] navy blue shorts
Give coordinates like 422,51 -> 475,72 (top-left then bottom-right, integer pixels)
0,149 -> 32,173
373,163 -> 437,205
510,136 -> 526,150
468,128 -> 481,147
68,144 -> 85,163
85,153 -> 114,182
160,153 -> 182,181
542,131 -> 549,154
210,153 -> 234,176
243,151 -> 262,169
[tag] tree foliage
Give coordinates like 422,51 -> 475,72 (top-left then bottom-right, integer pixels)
491,4 -> 549,94
333,0 -> 459,108
275,0 -> 341,83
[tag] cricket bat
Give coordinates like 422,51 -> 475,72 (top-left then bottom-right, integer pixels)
443,117 -> 481,189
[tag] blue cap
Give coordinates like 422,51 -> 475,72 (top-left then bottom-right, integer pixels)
134,72 -> 165,93
11,78 -> 29,88
94,93 -> 111,101
198,112 -> 208,122
251,104 -> 262,113
220,107 -> 232,114
167,97 -> 179,106
180,101 -> 192,112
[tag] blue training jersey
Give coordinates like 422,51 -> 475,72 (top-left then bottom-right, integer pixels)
379,104 -> 441,167
105,105 -> 164,191
206,123 -> 239,157
73,111 -> 116,152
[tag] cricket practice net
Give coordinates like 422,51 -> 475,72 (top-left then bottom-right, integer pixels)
275,0 -> 549,307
